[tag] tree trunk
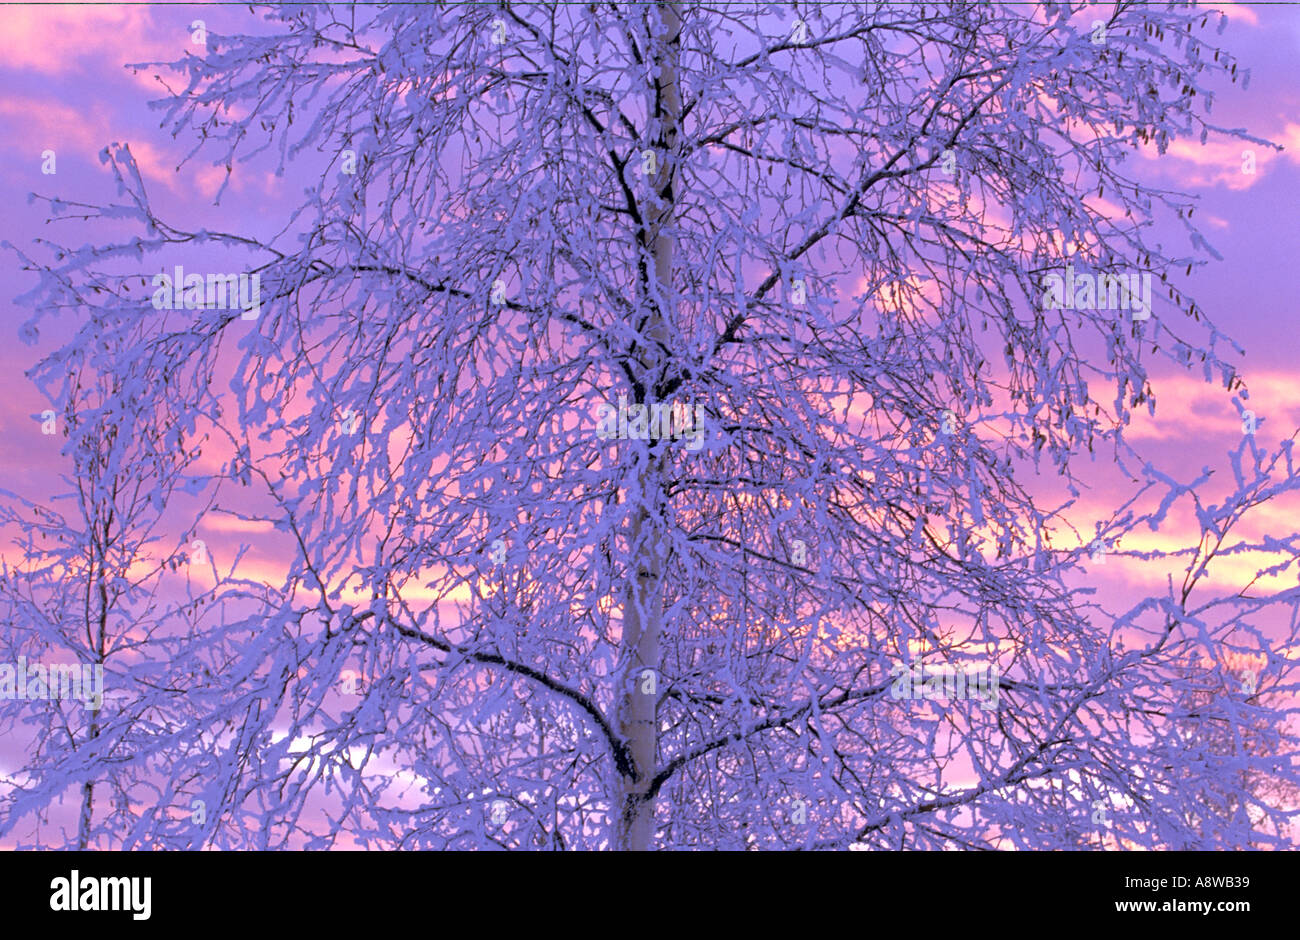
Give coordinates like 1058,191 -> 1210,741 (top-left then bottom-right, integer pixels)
615,0 -> 680,852
77,536 -> 109,849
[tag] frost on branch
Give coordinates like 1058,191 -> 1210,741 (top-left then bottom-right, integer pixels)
1,2 -> 1296,850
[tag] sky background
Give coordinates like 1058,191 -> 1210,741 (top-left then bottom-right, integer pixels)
0,2 -> 1297,846
5,2 -> 1295,602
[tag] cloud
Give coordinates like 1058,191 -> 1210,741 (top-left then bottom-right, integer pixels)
0,6 -> 168,77
1123,370 -> 1300,442
0,95 -> 108,156
1149,126 -> 1300,192
0,95 -> 196,194
1208,3 -> 1261,28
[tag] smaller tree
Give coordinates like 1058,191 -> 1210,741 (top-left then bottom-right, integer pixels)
0,331 -> 221,848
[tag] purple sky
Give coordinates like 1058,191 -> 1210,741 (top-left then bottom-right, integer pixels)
0,2 -> 1297,846
4,2 -> 1297,601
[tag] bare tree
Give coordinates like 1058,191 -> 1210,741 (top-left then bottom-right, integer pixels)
4,1 -> 1298,850
0,345 -> 219,848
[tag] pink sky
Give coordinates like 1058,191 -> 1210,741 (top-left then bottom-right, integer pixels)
1,1 -> 1297,644
0,3 -> 1297,845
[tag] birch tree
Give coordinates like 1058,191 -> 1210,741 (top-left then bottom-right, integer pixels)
0,345 -> 219,848
4,1 -> 1299,850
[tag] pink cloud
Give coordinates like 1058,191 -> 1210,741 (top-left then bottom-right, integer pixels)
0,6 -> 171,78
1208,3 -> 1261,28
0,95 -> 199,194
1151,126 -> 1298,191
1123,371 -> 1300,442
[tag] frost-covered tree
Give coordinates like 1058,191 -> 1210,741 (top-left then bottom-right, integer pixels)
0,350 -> 219,848
4,1 -> 1299,850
